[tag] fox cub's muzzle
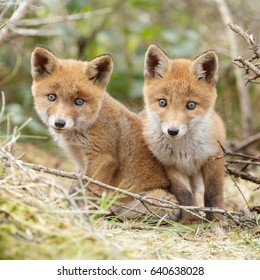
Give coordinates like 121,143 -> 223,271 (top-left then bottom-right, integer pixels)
55,119 -> 66,129
167,127 -> 179,136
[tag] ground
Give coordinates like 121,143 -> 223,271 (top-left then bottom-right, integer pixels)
0,142 -> 259,260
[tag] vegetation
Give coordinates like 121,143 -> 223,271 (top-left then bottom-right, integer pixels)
0,0 -> 259,260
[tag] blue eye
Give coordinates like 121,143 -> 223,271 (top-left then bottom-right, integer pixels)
158,98 -> 167,107
74,98 -> 84,106
47,93 -> 57,102
186,101 -> 196,110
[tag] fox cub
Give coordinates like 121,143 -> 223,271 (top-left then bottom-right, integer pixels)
31,46 -> 179,219
142,45 -> 226,224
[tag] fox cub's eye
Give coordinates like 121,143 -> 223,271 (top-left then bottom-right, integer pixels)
74,98 -> 84,106
186,101 -> 196,110
47,93 -> 57,102
158,99 -> 167,108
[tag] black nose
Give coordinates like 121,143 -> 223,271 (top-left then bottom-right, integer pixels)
167,127 -> 179,136
55,119 -> 66,128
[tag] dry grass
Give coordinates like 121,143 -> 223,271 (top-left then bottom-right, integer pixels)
0,137 -> 259,260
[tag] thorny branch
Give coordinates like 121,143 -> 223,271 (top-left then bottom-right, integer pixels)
228,23 -> 260,84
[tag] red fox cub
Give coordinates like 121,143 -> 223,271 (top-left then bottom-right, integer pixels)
142,45 -> 226,224
31,46 -> 179,219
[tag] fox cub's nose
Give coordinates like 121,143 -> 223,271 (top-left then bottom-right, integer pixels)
55,119 -> 66,129
167,127 -> 179,136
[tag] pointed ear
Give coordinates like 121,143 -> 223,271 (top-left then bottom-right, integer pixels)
31,47 -> 59,80
144,44 -> 172,79
190,51 -> 218,85
86,54 -> 113,88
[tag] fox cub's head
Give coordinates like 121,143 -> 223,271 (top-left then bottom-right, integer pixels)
143,44 -> 218,139
31,47 -> 113,133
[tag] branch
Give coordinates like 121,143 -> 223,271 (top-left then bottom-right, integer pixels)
214,0 -> 252,136
234,57 -> 260,85
228,23 -> 260,84
231,132 -> 260,152
225,165 -> 260,185
1,148 -> 254,227
0,0 -> 38,45
15,8 -> 113,26
228,23 -> 260,59
0,4 -> 112,43
217,142 -> 260,185
227,160 -> 260,166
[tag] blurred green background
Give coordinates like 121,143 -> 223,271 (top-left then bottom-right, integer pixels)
0,0 -> 259,143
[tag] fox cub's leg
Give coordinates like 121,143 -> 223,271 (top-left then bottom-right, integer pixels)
87,154 -> 118,194
202,157 -> 225,221
167,166 -> 202,224
69,154 -> 118,197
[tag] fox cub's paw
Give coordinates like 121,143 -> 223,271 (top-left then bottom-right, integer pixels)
206,212 -> 225,222
112,188 -> 181,221
179,212 -> 203,225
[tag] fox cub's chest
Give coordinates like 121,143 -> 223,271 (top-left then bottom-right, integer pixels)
150,132 -> 217,175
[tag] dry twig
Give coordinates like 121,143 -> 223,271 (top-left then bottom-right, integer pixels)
228,23 -> 260,84
1,146 -> 258,228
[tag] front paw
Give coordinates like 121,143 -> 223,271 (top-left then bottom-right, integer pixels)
206,212 -> 224,222
179,211 -> 203,225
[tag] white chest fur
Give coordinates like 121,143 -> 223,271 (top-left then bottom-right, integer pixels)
145,110 -> 218,176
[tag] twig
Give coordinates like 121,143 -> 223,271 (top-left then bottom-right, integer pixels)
234,57 -> 260,85
228,23 -> 260,84
1,134 -> 259,228
216,143 -> 260,161
225,164 -> 260,185
231,132 -> 260,152
227,160 -> 260,166
16,8 -> 113,26
0,0 -> 37,46
214,0 -> 252,136
230,176 -> 250,208
1,151 -> 250,226
0,91 -> 6,120
228,23 -> 260,59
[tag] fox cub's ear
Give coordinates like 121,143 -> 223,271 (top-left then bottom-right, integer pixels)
86,54 -> 113,88
190,51 -> 218,85
144,44 -> 172,79
31,47 -> 59,80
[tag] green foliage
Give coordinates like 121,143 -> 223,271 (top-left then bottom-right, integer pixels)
0,0 -> 259,138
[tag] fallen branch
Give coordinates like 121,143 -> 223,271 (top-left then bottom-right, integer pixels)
217,143 -> 260,186
1,148 -> 257,227
216,142 -> 260,161
225,165 -> 260,185
231,132 -> 260,152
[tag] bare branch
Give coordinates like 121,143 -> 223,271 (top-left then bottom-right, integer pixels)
228,23 -> 260,84
15,8 -> 113,26
1,148 -> 250,225
228,23 -> 260,59
227,160 -> 260,166
0,3 -> 112,44
0,0 -> 38,45
231,132 -> 260,152
214,0 -> 252,136
216,143 -> 260,160
225,165 -> 260,185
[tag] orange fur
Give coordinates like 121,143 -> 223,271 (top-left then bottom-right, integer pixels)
142,45 -> 226,224
31,46 -> 179,220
